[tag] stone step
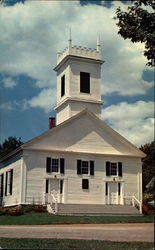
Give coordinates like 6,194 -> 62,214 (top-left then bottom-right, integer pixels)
56,204 -> 140,215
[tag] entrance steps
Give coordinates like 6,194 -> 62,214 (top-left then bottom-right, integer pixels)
48,203 -> 141,215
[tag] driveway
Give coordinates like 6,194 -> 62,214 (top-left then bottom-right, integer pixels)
0,223 -> 154,242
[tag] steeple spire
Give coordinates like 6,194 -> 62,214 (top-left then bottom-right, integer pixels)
68,28 -> 72,52
97,35 -> 100,52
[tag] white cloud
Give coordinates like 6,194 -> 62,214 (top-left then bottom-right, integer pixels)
2,77 -> 16,88
0,0 -> 153,99
25,88 -> 56,113
0,102 -> 13,110
102,101 -> 154,146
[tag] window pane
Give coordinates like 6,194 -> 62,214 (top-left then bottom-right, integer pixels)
61,75 -> 65,97
81,161 -> 88,174
80,72 -> 90,93
110,163 -> 117,176
82,179 -> 89,189
52,159 -> 59,172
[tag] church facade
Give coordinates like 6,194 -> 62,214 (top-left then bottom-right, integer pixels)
0,36 -> 145,214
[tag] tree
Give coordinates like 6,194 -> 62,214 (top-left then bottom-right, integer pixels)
114,0 -> 155,67
0,136 -> 23,159
139,141 -> 155,193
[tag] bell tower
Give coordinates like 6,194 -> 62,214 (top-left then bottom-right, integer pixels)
53,32 -> 104,125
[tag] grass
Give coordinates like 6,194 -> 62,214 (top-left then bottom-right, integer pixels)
0,212 -> 154,225
0,238 -> 154,250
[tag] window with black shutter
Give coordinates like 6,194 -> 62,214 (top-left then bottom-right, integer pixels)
77,160 -> 81,175
61,75 -> 65,97
77,160 -> 94,175
0,174 -> 4,197
46,157 -> 51,173
106,162 -> 123,177
90,161 -> 94,176
82,179 -> 89,189
60,158 -> 65,174
80,72 -> 90,93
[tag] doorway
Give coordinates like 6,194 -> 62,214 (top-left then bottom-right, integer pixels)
110,182 -> 118,204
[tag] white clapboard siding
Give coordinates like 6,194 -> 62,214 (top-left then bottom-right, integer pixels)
24,111 -> 144,158
0,158 -> 22,206
22,150 -> 142,205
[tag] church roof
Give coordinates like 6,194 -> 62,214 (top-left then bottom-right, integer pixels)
22,109 -> 145,158
0,109 -> 145,164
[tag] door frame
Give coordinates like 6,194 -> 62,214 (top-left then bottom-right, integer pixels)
47,178 -> 65,203
105,181 -> 124,205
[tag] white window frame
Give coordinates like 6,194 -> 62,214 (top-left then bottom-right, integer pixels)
81,160 -> 89,175
51,158 -> 59,173
110,162 -> 118,176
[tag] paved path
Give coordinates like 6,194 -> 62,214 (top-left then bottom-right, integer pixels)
0,223 -> 154,242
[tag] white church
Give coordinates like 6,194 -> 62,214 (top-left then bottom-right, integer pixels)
0,35 -> 145,215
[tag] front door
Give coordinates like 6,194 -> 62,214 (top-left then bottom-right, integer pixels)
50,179 -> 64,203
50,179 -> 59,202
110,182 -> 118,204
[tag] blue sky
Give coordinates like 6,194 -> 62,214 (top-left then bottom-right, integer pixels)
0,0 -> 154,147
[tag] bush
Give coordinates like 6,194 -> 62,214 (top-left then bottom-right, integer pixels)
0,207 -> 7,215
142,202 -> 149,215
143,193 -> 153,203
23,205 -> 34,213
6,206 -> 24,216
31,205 -> 46,213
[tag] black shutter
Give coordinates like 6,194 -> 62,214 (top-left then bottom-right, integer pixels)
90,161 -> 94,176
46,157 -> 51,173
60,180 -> 63,194
118,182 -> 121,196
105,182 -> 108,196
5,172 -> 8,196
77,160 -> 82,175
60,158 -> 65,174
10,169 -> 13,195
106,161 -> 110,176
46,179 -> 49,194
118,162 -> 122,177
0,174 -> 4,197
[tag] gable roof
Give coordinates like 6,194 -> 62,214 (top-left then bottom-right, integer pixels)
21,109 -> 145,158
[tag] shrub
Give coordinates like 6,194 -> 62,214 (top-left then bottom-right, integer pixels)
6,206 -> 24,216
142,202 -> 149,215
23,205 -> 34,213
32,205 -> 46,213
0,207 -> 6,216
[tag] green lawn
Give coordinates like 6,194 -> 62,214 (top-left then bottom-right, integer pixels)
0,212 -> 153,225
0,238 -> 154,250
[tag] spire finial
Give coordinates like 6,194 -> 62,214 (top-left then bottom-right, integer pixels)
97,34 -> 100,52
68,28 -> 72,51
68,28 -> 72,42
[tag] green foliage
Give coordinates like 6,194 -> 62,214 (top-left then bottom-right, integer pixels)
0,212 -> 153,225
0,238 -> 153,250
114,0 -> 155,67
139,141 -> 155,193
0,136 -> 23,159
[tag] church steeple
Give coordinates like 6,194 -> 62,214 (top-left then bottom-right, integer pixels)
53,36 -> 104,125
